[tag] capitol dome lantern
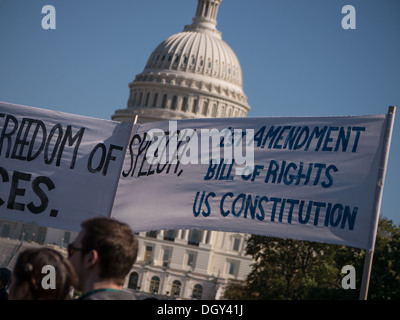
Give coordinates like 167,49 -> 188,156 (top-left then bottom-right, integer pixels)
112,0 -> 250,123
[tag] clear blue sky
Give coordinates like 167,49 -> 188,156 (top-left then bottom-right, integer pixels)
0,0 -> 399,224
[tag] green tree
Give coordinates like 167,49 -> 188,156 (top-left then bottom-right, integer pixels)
224,217 -> 400,300
368,218 -> 400,299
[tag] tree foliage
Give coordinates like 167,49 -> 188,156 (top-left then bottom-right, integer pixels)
224,217 -> 400,300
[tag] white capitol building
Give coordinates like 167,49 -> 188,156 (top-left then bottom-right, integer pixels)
113,0 -> 253,300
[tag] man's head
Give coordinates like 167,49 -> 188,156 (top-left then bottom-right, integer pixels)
68,217 -> 138,291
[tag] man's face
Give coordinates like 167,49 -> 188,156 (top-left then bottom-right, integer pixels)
68,229 -> 87,291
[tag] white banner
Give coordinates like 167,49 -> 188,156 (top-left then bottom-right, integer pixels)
0,102 -> 132,231
0,102 -> 392,249
111,115 -> 389,249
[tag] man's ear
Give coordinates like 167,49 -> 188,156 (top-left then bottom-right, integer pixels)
86,249 -> 100,268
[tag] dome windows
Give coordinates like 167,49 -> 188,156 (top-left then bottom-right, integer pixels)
137,91 -> 142,106
161,94 -> 167,108
152,93 -> 158,107
127,78 -> 248,118
192,99 -> 199,114
202,101 -> 209,116
171,95 -> 178,110
181,97 -> 188,112
212,103 -> 217,117
204,2 -> 209,17
128,90 -> 135,107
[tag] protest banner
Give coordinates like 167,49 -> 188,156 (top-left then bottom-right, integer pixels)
0,101 -> 395,299
0,101 -> 132,231
111,111 -> 395,252
1,101 -> 394,252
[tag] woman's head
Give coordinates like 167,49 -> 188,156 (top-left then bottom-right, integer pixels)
9,247 -> 77,300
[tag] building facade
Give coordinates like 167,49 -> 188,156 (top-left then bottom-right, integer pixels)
125,230 -> 252,300
0,218 -> 76,248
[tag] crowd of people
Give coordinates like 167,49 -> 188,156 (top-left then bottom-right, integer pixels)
0,217 -> 139,300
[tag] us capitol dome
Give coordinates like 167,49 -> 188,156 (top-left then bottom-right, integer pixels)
112,0 -> 250,123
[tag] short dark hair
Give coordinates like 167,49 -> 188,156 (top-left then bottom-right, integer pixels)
80,217 -> 138,285
13,248 -> 77,300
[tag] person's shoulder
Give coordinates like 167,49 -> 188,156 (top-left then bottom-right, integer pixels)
79,288 -> 138,300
